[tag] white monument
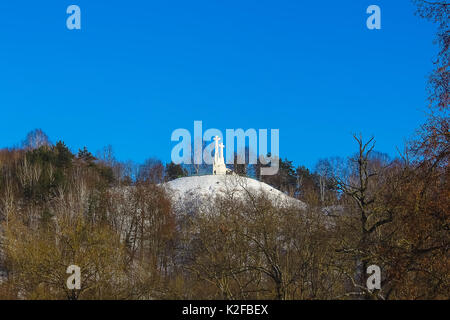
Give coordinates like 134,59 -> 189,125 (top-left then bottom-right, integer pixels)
213,136 -> 228,175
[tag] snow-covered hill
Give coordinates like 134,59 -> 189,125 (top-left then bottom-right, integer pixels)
164,175 -> 306,212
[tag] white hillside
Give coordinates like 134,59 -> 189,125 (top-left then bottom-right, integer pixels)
164,136 -> 305,212
164,175 -> 306,211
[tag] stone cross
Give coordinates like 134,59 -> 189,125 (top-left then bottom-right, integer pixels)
219,143 -> 225,161
213,136 -> 221,162
213,136 -> 227,175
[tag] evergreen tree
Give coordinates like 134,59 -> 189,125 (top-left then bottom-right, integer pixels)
261,157 -> 297,194
165,162 -> 188,181
55,141 -> 74,168
77,146 -> 96,165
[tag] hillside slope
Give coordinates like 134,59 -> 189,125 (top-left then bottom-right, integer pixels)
164,175 -> 306,211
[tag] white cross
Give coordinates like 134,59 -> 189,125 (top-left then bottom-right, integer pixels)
219,143 -> 225,159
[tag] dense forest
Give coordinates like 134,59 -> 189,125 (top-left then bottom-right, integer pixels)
0,1 -> 448,299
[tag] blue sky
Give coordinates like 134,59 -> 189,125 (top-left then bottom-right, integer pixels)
0,0 -> 438,169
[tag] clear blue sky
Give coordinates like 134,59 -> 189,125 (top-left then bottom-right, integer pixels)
0,0 -> 438,169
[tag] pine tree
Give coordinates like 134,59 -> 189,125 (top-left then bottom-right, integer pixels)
77,146 -> 96,165
165,162 -> 187,181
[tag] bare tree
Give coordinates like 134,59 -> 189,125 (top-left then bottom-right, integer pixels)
22,129 -> 50,150
138,158 -> 165,184
332,135 -> 393,299
315,159 -> 332,205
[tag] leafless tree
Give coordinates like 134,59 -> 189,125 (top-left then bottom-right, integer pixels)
22,129 -> 50,150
